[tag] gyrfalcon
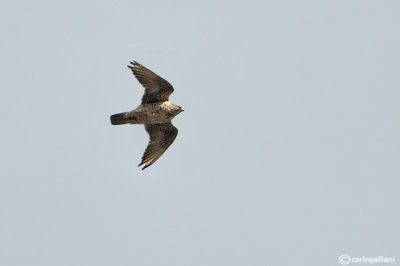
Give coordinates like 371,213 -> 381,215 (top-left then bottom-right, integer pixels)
110,61 -> 183,170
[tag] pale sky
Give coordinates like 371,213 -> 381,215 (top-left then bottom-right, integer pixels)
1,1 -> 399,265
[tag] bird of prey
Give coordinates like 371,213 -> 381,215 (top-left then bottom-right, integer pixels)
110,61 -> 183,170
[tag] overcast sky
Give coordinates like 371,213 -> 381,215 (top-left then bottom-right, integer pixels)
1,0 -> 399,265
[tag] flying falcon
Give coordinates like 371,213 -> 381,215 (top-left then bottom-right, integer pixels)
110,61 -> 183,170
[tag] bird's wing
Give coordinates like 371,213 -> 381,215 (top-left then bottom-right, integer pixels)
139,122 -> 178,170
128,61 -> 174,104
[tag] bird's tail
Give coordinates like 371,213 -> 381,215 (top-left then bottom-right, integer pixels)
110,112 -> 128,125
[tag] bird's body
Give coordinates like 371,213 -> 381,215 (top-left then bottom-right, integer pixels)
111,101 -> 181,125
110,61 -> 183,170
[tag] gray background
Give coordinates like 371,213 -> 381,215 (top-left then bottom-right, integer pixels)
1,0 -> 399,265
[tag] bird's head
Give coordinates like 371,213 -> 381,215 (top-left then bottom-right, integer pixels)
172,105 -> 184,117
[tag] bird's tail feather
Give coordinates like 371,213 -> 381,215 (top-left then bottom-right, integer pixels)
110,112 -> 128,125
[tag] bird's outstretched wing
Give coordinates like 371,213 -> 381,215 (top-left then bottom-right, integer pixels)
139,122 -> 178,170
128,61 -> 174,104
